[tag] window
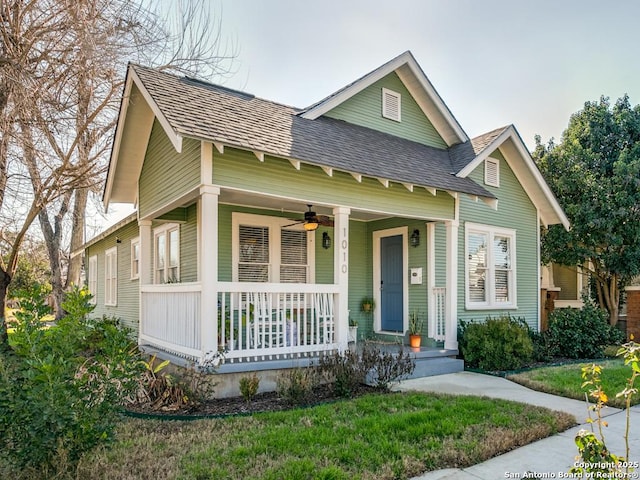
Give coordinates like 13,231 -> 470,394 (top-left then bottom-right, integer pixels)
465,223 -> 516,309
88,255 -> 97,304
105,247 -> 117,306
382,88 -> 401,121
131,237 -> 140,280
233,213 -> 313,283
484,157 -> 500,187
154,224 -> 180,283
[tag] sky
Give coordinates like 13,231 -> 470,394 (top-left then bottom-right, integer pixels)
209,0 -> 640,149
106,0 -> 640,226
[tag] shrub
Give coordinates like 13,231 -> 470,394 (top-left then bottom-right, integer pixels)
319,344 -> 416,395
545,303 -> 625,359
460,315 -> 534,371
276,367 -> 319,405
239,372 -> 260,404
361,344 -> 415,391
0,285 -> 141,478
319,348 -> 368,397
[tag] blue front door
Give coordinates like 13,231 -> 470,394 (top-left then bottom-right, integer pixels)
380,235 -> 403,332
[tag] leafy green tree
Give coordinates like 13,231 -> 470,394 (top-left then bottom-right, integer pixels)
534,95 -> 640,325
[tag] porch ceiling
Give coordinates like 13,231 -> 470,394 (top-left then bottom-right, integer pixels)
219,189 -> 399,222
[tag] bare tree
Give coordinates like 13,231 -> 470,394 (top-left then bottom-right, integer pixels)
0,0 -> 237,340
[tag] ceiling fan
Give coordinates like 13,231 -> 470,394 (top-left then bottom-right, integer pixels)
284,205 -> 334,231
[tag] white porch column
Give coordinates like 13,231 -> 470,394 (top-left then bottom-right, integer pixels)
333,206 -> 350,350
199,185 -> 220,359
138,219 -> 152,346
444,220 -> 459,350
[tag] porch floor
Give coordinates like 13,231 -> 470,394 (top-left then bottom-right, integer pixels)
139,342 -> 463,377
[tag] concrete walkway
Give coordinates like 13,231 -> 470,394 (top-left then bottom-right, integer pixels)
394,372 -> 640,480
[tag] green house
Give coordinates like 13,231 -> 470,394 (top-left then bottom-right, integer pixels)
83,51 -> 568,378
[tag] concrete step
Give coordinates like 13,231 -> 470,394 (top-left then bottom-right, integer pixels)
406,356 -> 464,379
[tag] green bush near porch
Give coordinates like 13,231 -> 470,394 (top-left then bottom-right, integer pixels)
459,315 -> 534,371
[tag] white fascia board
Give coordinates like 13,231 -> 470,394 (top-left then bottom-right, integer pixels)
103,72 -> 134,210
300,52 -> 412,120
456,126 -> 512,178
129,68 -> 183,154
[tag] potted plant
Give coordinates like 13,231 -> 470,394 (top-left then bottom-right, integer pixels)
409,311 -> 423,348
360,297 -> 375,313
348,318 -> 358,344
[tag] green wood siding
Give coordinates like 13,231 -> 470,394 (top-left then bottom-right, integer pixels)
180,204 -> 198,283
85,219 -> 139,333
324,72 -> 447,149
457,149 -> 540,329
213,147 -> 455,220
139,120 -> 200,218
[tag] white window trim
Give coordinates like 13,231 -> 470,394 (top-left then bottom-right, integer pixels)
231,212 -> 315,283
88,255 -> 98,304
105,247 -> 117,307
153,223 -> 180,284
131,237 -> 140,280
382,87 -> 401,122
484,157 -> 500,187
465,222 -> 517,310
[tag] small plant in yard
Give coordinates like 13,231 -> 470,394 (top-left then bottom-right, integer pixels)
276,367 -> 319,405
569,340 -> 639,477
239,372 -> 260,404
133,355 -> 193,412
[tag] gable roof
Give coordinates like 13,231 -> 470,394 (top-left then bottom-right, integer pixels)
103,52 -> 568,229
104,62 -> 494,208
299,51 -> 468,147
455,125 -> 569,229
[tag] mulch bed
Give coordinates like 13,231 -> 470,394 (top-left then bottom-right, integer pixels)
125,384 -> 380,418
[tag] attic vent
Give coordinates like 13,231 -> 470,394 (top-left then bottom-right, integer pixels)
485,157 -> 500,187
382,88 -> 401,122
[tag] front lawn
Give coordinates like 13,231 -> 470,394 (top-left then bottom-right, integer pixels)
507,359 -> 639,409
73,392 -> 574,480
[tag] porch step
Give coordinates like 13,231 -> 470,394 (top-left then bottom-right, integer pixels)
406,356 -> 464,379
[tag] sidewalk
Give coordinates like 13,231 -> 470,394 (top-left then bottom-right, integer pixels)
394,372 -> 640,480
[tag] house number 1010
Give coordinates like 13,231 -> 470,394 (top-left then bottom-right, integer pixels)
341,227 -> 348,273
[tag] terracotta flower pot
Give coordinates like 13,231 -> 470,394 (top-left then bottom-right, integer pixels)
409,334 -> 421,348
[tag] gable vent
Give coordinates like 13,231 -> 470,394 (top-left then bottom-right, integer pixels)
382,88 -> 401,122
485,157 -> 500,187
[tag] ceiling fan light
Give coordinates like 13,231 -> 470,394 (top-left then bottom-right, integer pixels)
304,221 -> 319,231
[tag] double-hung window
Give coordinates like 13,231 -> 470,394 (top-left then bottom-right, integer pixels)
105,247 -> 117,306
233,213 -> 313,283
154,224 -> 180,283
88,255 -> 98,304
131,237 -> 140,280
465,223 -> 516,309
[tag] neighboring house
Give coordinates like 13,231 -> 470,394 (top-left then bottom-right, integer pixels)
82,51 -> 568,379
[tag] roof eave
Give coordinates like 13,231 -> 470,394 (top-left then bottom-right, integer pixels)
456,125 -> 569,230
102,65 -> 183,210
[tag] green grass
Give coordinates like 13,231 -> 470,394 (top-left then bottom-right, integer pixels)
507,359 -> 639,409
73,392 -> 574,480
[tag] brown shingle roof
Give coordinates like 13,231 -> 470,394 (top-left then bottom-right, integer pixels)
132,65 -> 495,198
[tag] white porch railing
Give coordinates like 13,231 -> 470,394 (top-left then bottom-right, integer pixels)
217,282 -> 340,363
139,282 -> 341,363
140,283 -> 202,359
430,287 -> 446,341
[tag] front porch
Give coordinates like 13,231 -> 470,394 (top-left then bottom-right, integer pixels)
138,281 -> 454,367
135,174 -> 461,369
